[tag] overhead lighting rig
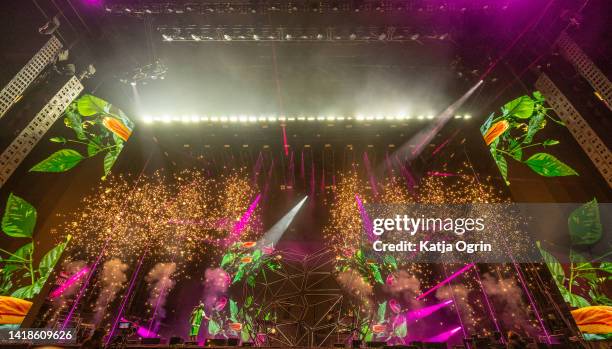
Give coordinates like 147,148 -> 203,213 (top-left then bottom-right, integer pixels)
119,60 -> 168,86
104,1 -> 510,16
140,114 -> 473,124
158,25 -> 449,43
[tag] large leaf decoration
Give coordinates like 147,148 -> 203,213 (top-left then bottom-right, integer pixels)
230,299 -> 239,322
377,301 -> 387,323
64,109 -> 87,140
523,112 -> 545,144
11,284 -> 38,299
369,263 -> 384,284
394,321 -> 407,338
208,319 -> 221,336
537,242 -> 565,286
568,199 -> 602,246
524,153 -> 578,177
383,254 -> 397,270
480,112 -> 495,136
2,194 -> 37,238
558,285 -> 591,308
6,242 -> 33,264
491,149 -> 508,185
103,148 -> 121,177
502,95 -> 535,119
77,94 -> 110,116
30,149 -> 84,173
221,252 -> 235,268
38,239 -> 68,278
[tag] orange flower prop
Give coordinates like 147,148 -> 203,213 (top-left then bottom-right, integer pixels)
242,241 -> 256,248
571,306 -> 612,334
483,120 -> 509,146
102,116 -> 132,141
240,256 -> 253,263
0,296 -> 33,325
229,323 -> 243,331
372,324 -> 386,334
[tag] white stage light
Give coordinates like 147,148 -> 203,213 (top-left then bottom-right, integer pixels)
464,114 -> 472,119
258,196 -> 308,246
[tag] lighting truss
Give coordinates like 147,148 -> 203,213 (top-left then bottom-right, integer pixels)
158,25 -> 448,43
104,1 -> 511,16
141,114 -> 472,124
240,249 -> 361,347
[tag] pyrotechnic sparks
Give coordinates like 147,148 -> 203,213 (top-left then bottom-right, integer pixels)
55,169 -> 263,265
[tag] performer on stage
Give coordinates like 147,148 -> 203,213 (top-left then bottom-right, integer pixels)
189,302 -> 208,341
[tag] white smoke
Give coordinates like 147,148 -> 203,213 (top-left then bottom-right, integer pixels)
145,262 -> 177,322
337,270 -> 373,297
436,284 -> 475,327
203,268 -> 230,308
481,273 -> 526,326
93,258 -> 128,324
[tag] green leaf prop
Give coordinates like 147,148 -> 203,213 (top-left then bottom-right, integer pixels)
480,112 -> 495,136
11,284 -> 38,299
491,150 -> 508,185
599,262 -> 612,274
383,255 -> 397,270
233,267 -> 245,283
537,242 -> 565,285
369,263 -> 384,284
230,299 -> 239,322
559,285 -> 591,308
568,199 -> 602,245
64,109 -> 87,140
523,112 -> 545,144
103,149 -> 120,177
77,94 -> 110,116
38,240 -> 68,278
2,194 -> 36,238
543,139 -> 559,146
244,295 -> 253,308
50,137 -> 66,144
524,153 -> 578,177
30,149 -> 84,173
377,301 -> 387,323
208,319 -> 221,336
394,321 -> 407,338
503,95 -> 535,119
221,253 -> 235,268
6,243 -> 33,264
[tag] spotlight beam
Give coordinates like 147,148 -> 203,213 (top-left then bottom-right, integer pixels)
416,263 -> 474,300
386,80 -> 483,172
259,196 -> 308,246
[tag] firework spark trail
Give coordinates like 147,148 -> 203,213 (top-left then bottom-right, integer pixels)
145,262 -> 177,334
62,151 -> 154,330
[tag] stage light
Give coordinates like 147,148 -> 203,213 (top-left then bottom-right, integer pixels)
287,117 -> 295,121
239,115 -> 247,122
248,116 -> 257,122
253,34 -> 260,40
191,115 -> 200,122
259,196 -> 308,245
220,116 -> 228,122
417,115 -> 424,120
464,114 -> 472,119
162,115 -> 171,123
427,114 -> 435,119
201,116 -> 209,122
297,116 -> 306,121
356,115 -> 365,121
267,116 -> 277,122
258,116 -> 266,121
454,114 -> 461,119
337,116 -> 345,121
278,116 -> 286,121
317,116 -> 325,121
307,116 -> 316,121
191,34 -> 202,41
327,116 -> 336,121
162,34 -> 173,41
316,34 -> 324,40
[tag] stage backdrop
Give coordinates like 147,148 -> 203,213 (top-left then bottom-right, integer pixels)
480,92 -> 612,341
0,94 -> 134,328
